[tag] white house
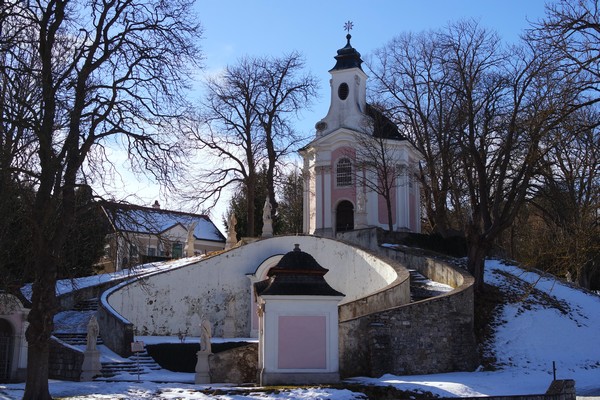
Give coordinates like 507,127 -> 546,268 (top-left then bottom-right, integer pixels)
300,33 -> 421,236
99,202 -> 226,272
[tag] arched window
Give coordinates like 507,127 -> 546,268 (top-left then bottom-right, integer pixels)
336,158 -> 352,187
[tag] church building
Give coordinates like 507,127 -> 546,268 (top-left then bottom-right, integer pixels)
300,33 -> 422,236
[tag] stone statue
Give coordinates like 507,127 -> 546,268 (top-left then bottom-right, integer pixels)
225,213 -> 237,249
81,315 -> 102,381
200,319 -> 212,353
261,197 -> 273,238
86,315 -> 99,351
263,197 -> 272,222
196,319 -> 212,383
184,221 -> 198,257
357,187 -> 366,213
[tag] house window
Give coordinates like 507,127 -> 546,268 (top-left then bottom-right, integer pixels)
336,158 -> 352,187
172,242 -> 183,259
129,244 -> 138,258
147,247 -> 156,257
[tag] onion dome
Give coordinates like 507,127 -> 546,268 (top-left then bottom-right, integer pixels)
330,34 -> 363,71
255,244 -> 344,297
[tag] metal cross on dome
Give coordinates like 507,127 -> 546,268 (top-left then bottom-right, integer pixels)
344,21 -> 353,34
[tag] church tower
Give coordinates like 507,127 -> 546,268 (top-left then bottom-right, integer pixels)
315,33 -> 367,137
300,30 -> 422,237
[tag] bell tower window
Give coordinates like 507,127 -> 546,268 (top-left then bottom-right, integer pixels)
338,82 -> 349,100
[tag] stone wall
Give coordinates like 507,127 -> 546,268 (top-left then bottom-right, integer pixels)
58,278 -> 130,311
98,285 -> 135,357
48,337 -> 84,381
338,228 -> 478,377
104,235 -> 399,339
209,343 -> 258,384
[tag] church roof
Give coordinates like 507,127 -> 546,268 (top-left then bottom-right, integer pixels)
366,104 -> 408,141
330,34 -> 363,71
255,244 -> 344,297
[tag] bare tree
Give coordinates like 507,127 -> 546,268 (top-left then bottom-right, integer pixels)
255,52 -> 318,219
277,167 -> 304,234
368,31 -> 464,237
347,104 -> 413,232
526,108 -> 600,288
186,57 -> 265,236
1,0 -> 201,397
370,20 -> 584,292
529,0 -> 600,100
185,53 -> 317,236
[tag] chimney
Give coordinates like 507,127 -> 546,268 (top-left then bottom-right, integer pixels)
152,200 -> 160,209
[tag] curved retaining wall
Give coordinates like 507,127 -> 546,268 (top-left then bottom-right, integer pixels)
338,229 -> 478,377
98,282 -> 135,357
100,235 -> 404,357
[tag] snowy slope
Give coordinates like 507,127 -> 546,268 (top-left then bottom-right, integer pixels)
2,260 -> 599,399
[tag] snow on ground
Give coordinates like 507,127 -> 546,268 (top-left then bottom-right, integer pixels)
2,260 -> 600,399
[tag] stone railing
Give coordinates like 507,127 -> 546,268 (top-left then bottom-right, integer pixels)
338,228 -> 478,378
338,251 -> 410,321
57,277 -> 130,311
48,337 -> 84,381
97,282 -> 135,357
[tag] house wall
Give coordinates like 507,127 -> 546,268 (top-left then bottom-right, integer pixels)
104,235 -> 399,339
100,231 -> 225,273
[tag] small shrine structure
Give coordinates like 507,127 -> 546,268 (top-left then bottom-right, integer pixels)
254,244 -> 344,386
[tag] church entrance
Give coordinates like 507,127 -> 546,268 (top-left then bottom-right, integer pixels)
336,201 -> 354,232
0,319 -> 12,382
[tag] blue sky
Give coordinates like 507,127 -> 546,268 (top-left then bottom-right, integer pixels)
195,0 -> 550,137
109,1 -> 551,224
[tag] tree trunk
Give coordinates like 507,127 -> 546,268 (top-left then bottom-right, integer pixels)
385,194 -> 394,233
466,234 -> 490,294
23,337 -> 52,400
23,263 -> 57,400
246,173 -> 256,237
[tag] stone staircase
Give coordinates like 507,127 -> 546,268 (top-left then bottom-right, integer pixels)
100,350 -> 162,378
53,332 -> 104,346
53,297 -> 162,379
73,298 -> 100,312
409,269 -> 452,302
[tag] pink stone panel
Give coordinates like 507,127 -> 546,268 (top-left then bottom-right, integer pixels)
278,315 -> 326,369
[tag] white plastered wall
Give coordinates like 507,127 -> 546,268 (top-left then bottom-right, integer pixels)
106,235 -> 398,338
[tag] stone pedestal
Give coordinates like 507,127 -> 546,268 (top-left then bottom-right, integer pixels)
261,222 -> 273,238
195,351 -> 211,384
355,212 -> 368,229
80,349 -> 102,381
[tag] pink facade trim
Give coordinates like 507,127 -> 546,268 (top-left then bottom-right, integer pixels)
331,147 -> 356,212
277,315 -> 327,369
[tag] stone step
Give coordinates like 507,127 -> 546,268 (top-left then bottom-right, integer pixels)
99,350 -> 162,378
54,332 -> 104,346
73,298 -> 100,312
409,269 -> 452,302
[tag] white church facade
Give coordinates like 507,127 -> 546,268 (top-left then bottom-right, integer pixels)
300,33 -> 421,236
